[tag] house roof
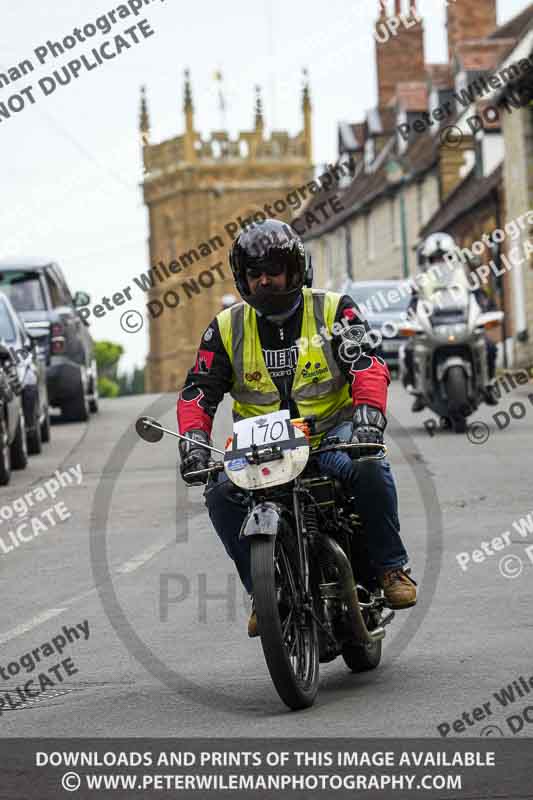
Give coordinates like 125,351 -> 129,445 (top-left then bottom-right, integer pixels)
303,5 -> 533,245
338,121 -> 365,152
489,2 -> 533,43
366,107 -> 396,136
419,164 -> 503,238
301,119 -> 442,242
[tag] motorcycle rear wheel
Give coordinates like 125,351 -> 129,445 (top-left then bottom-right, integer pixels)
251,534 -> 319,710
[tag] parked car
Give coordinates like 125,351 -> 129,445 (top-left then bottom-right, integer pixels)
0,342 -> 28,485
0,259 -> 98,422
0,293 -> 50,454
341,279 -> 412,372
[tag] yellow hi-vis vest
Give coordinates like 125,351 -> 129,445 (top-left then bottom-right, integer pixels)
217,288 -> 352,446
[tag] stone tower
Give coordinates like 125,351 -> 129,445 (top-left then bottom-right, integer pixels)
140,71 -> 313,392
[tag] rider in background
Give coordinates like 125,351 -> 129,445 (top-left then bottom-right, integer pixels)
404,232 -> 498,410
177,220 -> 417,636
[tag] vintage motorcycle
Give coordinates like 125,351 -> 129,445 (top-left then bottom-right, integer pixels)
399,271 -> 503,433
136,411 -> 395,711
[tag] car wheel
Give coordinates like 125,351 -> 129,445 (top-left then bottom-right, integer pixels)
41,405 -> 51,443
27,404 -> 43,455
62,374 -> 89,423
89,388 -> 99,414
0,413 -> 11,486
11,412 -> 28,470
89,361 -> 99,414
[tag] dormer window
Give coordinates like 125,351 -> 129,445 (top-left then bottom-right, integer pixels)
364,137 -> 375,168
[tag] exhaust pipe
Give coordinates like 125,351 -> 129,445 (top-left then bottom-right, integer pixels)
315,534 -> 381,644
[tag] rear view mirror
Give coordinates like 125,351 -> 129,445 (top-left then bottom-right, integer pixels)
73,291 -> 91,308
135,416 -> 164,443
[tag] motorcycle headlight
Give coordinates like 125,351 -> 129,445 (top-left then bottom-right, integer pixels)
434,323 -> 467,340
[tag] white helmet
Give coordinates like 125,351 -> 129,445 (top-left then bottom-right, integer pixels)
417,232 -> 456,271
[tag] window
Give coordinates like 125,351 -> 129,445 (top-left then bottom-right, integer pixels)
45,271 -> 65,307
364,138 -> 375,170
0,270 -> 46,312
0,301 -> 16,343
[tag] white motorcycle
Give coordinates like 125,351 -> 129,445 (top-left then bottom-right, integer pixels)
399,274 -> 503,433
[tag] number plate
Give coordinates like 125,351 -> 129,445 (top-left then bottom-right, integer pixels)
232,410 -> 292,449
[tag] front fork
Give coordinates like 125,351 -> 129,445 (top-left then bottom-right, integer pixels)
292,479 -> 311,605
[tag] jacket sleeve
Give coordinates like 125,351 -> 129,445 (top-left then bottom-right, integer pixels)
330,295 -> 390,416
176,317 -> 234,436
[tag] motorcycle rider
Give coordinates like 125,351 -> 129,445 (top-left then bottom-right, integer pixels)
403,232 -> 498,410
177,219 -> 417,637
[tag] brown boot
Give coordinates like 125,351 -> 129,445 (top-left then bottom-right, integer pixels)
247,606 -> 259,638
381,569 -> 417,609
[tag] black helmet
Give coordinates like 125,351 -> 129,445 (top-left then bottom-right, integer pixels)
229,219 -> 310,315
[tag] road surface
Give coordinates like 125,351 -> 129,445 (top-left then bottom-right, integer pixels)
0,383 -> 531,737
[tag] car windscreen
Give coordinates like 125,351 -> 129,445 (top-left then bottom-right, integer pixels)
348,283 -> 411,313
0,300 -> 17,343
0,271 -> 46,312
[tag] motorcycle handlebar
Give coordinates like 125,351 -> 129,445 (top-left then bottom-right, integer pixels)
183,442 -> 387,481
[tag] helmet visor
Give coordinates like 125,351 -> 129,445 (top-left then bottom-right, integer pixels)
245,261 -> 286,280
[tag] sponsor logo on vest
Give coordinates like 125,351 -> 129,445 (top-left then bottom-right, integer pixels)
302,360 -> 328,382
245,371 -> 262,382
263,347 -> 299,371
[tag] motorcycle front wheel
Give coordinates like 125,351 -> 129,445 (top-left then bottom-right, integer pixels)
445,365 -> 470,433
251,533 -> 319,710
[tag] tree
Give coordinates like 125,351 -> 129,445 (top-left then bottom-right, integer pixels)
94,340 -> 124,398
94,340 -> 124,380
117,367 -> 145,396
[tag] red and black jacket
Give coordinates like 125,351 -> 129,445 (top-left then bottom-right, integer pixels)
177,294 -> 390,436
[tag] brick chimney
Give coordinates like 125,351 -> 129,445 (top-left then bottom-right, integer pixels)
447,0 -> 497,63
375,0 -> 425,108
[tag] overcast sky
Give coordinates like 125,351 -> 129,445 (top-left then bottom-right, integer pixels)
1,0 -> 530,371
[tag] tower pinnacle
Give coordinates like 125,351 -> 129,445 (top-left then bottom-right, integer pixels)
139,85 -> 150,145
254,85 -> 264,130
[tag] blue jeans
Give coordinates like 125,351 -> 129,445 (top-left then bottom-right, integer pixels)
204,422 -> 408,594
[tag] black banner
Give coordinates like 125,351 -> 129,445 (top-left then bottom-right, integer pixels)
0,738 -> 531,799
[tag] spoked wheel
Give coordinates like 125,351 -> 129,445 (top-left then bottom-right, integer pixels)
251,533 -> 319,710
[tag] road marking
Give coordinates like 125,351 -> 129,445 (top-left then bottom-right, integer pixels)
115,540 -> 170,575
0,513 -> 203,646
0,607 -> 66,646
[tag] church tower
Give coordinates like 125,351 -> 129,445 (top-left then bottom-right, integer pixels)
140,71 -> 313,391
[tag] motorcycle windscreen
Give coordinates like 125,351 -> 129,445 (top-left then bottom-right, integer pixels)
224,410 -> 310,490
422,264 -> 470,310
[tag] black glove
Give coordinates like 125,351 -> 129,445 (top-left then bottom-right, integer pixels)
178,429 -> 211,485
351,405 -> 386,456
